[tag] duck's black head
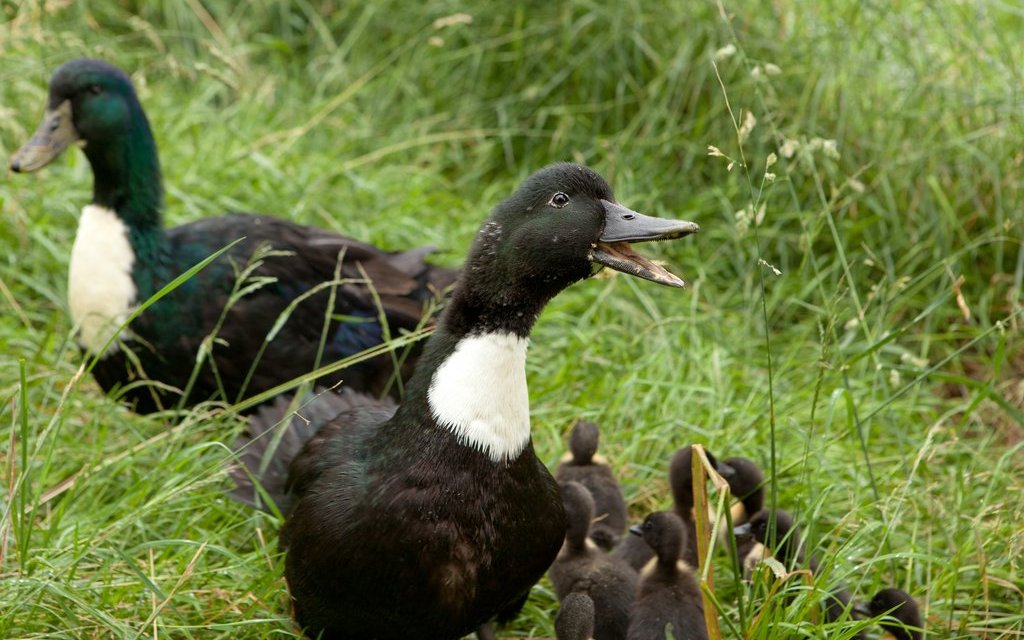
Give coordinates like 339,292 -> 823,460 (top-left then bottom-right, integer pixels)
11,59 -> 161,216
722,457 -> 765,514
445,163 -> 698,336
12,59 -> 147,172
734,508 -> 801,565
560,481 -> 596,548
569,420 -> 600,464
668,446 -> 732,514
630,511 -> 686,565
854,588 -> 922,640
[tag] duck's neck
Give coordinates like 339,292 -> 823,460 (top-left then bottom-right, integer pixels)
673,493 -> 695,522
657,550 -> 681,572
397,281 -> 552,465
82,101 -> 165,257
70,104 -> 165,354
566,529 -> 593,554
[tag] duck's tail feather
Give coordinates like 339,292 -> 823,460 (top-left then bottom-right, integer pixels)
228,387 -> 390,514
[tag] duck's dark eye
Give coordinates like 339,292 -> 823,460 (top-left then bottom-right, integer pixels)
549,192 -> 570,208
88,85 -> 102,95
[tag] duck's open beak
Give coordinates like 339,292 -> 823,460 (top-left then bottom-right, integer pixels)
628,524 -> 643,537
10,100 -> 78,173
590,199 -> 699,288
851,603 -> 872,618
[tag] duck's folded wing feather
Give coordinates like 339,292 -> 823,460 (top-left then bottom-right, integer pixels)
228,388 -> 395,513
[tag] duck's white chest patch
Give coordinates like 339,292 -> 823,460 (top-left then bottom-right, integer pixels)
428,332 -> 531,463
68,205 -> 137,355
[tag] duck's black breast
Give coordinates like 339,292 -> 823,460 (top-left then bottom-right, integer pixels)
282,419 -> 565,640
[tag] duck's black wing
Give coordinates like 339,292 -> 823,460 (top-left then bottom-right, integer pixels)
101,213 -> 457,413
228,387 -> 396,513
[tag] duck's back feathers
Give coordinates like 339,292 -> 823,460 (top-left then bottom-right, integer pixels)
100,213 -> 456,413
627,584 -> 707,640
228,387 -> 395,513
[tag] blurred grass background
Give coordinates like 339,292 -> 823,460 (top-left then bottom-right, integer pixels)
1,0 -> 1021,638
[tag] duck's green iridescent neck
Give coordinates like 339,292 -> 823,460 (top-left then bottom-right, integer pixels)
83,97 -> 164,234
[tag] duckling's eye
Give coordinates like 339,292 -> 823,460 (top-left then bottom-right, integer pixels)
88,85 -> 102,95
548,192 -> 570,208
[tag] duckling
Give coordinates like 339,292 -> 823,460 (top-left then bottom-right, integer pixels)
823,588 -> 865,639
549,482 -> 638,640
616,446 -> 733,571
854,588 -> 922,640
555,420 -> 628,550
556,593 -> 596,640
733,508 -> 805,576
735,509 -> 863,635
721,457 -> 765,527
716,457 -> 764,559
626,512 -> 708,640
230,163 -> 698,639
10,58 -> 456,413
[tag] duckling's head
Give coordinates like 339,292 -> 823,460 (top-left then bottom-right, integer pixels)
722,457 -> 765,514
668,446 -> 732,514
555,592 -> 595,640
560,481 -> 596,548
734,508 -> 801,564
630,511 -> 686,565
568,420 -> 600,464
11,58 -> 148,173
854,588 -> 921,640
450,163 -> 698,335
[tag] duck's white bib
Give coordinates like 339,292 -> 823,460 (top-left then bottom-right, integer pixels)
68,205 -> 137,354
428,332 -> 530,463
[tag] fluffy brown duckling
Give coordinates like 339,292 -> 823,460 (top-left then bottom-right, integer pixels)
616,446 -> 734,571
736,509 -> 865,636
549,482 -> 638,640
556,420 -> 628,551
626,512 -> 708,640
854,588 -> 923,640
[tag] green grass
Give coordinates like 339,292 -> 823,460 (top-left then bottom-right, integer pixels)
2,0 -> 1022,638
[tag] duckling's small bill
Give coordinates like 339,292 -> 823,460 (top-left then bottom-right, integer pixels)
851,603 -> 872,617
10,101 -> 78,173
590,200 -> 698,288
732,522 -> 752,538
